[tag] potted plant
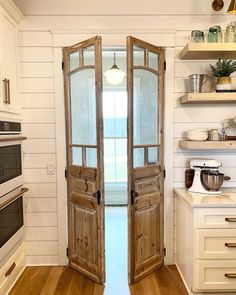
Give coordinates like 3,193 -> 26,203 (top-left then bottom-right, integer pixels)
210,59 -> 236,90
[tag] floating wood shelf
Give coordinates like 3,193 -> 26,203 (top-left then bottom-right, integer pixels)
180,140 -> 236,150
180,43 -> 236,60
180,93 -> 236,104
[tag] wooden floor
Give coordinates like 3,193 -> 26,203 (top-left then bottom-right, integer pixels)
9,265 -> 188,295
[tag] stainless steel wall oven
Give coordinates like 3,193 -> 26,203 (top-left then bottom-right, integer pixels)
0,121 -> 27,263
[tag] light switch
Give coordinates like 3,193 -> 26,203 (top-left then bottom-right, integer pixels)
47,163 -> 55,175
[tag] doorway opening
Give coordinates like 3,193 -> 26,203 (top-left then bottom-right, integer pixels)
63,35 -> 165,287
102,49 -> 129,293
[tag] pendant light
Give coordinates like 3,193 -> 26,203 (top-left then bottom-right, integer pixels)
227,0 -> 236,13
104,53 -> 126,85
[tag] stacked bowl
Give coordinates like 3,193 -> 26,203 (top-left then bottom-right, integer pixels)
186,128 -> 208,141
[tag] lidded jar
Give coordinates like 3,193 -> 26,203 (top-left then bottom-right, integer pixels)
225,24 -> 235,43
191,30 -> 204,43
208,27 -> 218,43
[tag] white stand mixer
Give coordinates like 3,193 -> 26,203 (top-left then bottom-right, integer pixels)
188,159 -> 222,195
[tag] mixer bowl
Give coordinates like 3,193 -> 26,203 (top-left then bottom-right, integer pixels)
201,170 -> 224,191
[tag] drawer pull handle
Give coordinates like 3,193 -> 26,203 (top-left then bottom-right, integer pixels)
5,262 -> 16,277
225,243 -> 236,248
225,273 -> 236,279
225,217 -> 236,222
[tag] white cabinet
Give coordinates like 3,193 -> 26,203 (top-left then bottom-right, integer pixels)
174,188 -> 236,294
0,6 -> 20,114
0,243 -> 25,295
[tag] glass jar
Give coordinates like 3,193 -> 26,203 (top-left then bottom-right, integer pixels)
225,24 -> 235,43
191,30 -> 204,43
208,129 -> 221,141
215,25 -> 223,43
208,27 -> 218,43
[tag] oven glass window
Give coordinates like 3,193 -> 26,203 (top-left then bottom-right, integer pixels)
0,197 -> 23,248
0,145 -> 21,184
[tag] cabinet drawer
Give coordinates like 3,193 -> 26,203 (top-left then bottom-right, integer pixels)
0,243 -> 25,295
196,229 -> 236,259
194,260 -> 236,291
196,208 -> 236,229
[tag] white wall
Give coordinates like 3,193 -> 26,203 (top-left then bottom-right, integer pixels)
18,10 -> 236,266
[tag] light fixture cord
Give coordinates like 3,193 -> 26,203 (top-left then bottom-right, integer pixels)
113,53 -> 116,65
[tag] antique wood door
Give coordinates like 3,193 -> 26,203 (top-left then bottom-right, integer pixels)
63,36 -> 105,284
127,36 -> 165,284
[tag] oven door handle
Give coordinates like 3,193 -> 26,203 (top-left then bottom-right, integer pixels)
0,187 -> 28,210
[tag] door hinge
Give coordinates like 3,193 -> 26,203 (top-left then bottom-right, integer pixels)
163,247 -> 166,256
164,61 -> 166,71
62,61 -> 64,70
66,247 -> 69,257
163,169 -> 166,179
65,169 -> 67,179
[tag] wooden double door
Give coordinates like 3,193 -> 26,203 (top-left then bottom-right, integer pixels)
63,35 -> 165,285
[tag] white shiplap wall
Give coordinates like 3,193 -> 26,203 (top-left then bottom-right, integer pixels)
19,32 -> 59,265
18,13 -> 236,265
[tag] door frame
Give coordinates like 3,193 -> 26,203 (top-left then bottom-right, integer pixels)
53,30 -> 175,266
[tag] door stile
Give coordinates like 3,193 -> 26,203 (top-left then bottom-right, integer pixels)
127,36 -> 135,284
94,36 -> 105,282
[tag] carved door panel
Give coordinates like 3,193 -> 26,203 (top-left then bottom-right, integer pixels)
63,36 -> 105,284
127,36 -> 165,284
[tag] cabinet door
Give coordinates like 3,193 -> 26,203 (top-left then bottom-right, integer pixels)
0,9 -> 20,114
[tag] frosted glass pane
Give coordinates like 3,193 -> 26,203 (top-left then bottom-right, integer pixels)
72,147 -> 82,166
133,70 -> 158,145
115,139 -> 127,181
148,147 -> 158,165
104,139 -> 115,181
149,51 -> 158,70
69,51 -> 79,71
83,45 -> 95,66
71,69 -> 96,145
134,148 -> 144,168
86,148 -> 97,168
133,46 -> 144,66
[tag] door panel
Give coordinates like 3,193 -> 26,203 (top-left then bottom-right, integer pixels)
63,36 -> 105,284
127,36 -> 164,284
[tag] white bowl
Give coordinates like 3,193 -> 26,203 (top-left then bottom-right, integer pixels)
186,129 -> 208,141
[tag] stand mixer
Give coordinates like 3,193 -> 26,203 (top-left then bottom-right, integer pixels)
189,159 -> 223,195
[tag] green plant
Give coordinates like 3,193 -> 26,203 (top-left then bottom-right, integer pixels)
210,59 -> 236,77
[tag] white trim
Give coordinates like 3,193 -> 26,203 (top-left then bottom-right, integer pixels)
0,0 -> 24,24
163,47 -> 175,264
53,31 -> 175,266
54,47 -> 68,265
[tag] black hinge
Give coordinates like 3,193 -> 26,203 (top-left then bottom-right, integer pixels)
164,61 -> 166,71
163,169 -> 166,179
65,169 -> 67,179
62,61 -> 64,70
66,247 -> 69,257
163,247 -> 166,256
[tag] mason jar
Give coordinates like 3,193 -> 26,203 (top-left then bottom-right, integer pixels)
208,27 -> 218,43
191,30 -> 204,43
225,24 -> 235,43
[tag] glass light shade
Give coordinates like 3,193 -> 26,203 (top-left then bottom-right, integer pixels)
227,0 -> 236,13
104,64 -> 126,85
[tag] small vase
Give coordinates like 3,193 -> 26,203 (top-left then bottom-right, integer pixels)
216,77 -> 232,90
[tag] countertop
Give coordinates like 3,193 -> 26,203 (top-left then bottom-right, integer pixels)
174,187 -> 236,208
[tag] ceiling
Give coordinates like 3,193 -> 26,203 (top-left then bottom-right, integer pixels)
12,0 -> 225,15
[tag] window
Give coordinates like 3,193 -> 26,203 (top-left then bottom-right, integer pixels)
103,91 -> 127,182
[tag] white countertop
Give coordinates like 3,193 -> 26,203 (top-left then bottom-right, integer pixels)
174,188 -> 236,208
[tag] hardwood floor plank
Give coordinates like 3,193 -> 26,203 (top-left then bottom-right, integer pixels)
9,265 -> 187,295
40,267 -> 64,295
10,267 -> 52,295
